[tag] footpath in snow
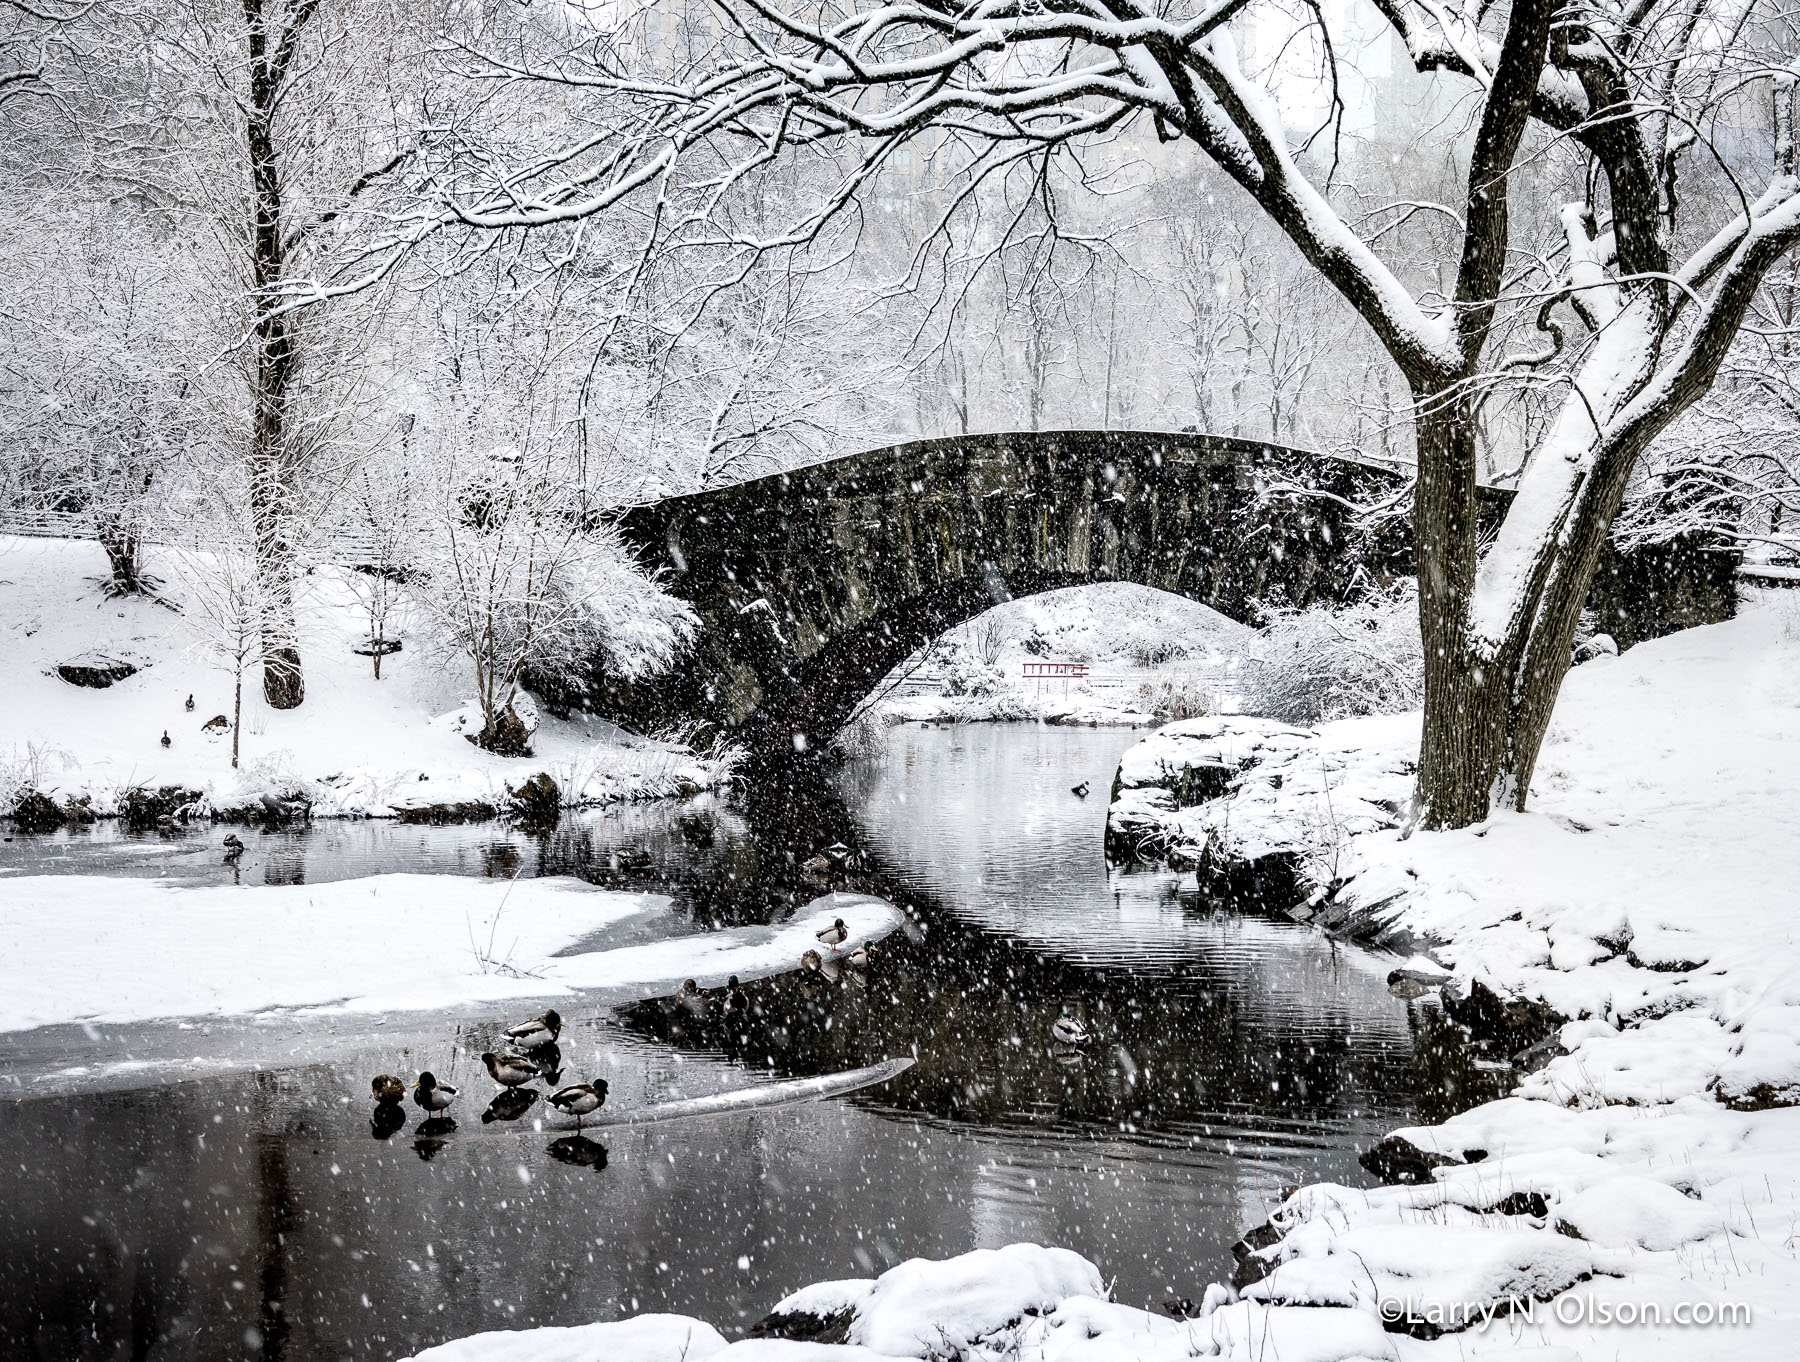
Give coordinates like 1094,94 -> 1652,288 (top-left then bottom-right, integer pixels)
410,596 -> 1800,1359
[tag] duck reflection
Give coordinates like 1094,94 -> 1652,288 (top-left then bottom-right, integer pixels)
412,1116 -> 456,1160
531,1043 -> 564,1086
481,1088 -> 541,1124
546,1135 -> 608,1170
369,1103 -> 407,1140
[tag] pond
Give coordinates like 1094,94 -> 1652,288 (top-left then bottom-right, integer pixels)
0,723 -> 1490,1361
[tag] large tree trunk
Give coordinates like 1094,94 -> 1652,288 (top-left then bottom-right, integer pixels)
1412,397 -> 1661,827
1412,397 -> 1514,827
245,0 -> 305,711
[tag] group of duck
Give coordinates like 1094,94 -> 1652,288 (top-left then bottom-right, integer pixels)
366,919 -> 883,1150
369,1006 -> 612,1149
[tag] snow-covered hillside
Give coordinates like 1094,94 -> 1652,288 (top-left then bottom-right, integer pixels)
0,536 -> 726,818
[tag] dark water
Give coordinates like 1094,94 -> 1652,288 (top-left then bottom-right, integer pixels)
0,724 -> 1486,1361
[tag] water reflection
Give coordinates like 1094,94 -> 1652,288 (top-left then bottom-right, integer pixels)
0,723 -> 1479,1361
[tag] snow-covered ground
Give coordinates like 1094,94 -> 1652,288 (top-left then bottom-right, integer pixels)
0,876 -> 899,1032
418,594 -> 1800,1359
0,535 -> 727,819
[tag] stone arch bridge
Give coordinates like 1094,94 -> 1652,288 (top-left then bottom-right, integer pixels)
601,430 -> 1732,761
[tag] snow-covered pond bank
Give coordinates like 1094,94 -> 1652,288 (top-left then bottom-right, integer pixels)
0,722 -> 1466,1360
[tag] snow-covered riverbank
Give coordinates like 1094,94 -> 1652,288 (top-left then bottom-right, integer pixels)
411,594 -> 1800,1359
0,536 -> 730,821
0,877 -> 900,1033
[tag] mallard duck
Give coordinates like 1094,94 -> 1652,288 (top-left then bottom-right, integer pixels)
1051,1007 -> 1091,1047
800,949 -> 823,973
721,975 -> 748,1015
412,1071 -> 458,1114
160,730 -> 171,748
222,832 -> 245,863
502,1009 -> 562,1050
674,978 -> 709,1016
482,1051 -> 540,1088
824,841 -> 852,865
184,694 -> 195,711
371,1073 -> 406,1104
846,943 -> 875,970
547,1079 -> 609,1129
816,917 -> 850,949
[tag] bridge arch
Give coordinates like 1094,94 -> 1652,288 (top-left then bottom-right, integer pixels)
613,430 -> 1411,760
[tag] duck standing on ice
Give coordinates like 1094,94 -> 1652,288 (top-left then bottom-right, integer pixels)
412,1072 -> 458,1114
548,1079 -> 609,1129
482,1051 -> 541,1088
816,917 -> 849,950
502,1009 -> 562,1050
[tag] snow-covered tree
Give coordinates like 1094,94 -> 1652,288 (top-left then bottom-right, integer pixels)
414,0 -> 1800,827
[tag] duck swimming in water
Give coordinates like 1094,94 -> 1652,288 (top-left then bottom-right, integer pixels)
482,1051 -> 541,1088
1051,1006 -> 1091,1048
412,1071 -> 458,1114
816,917 -> 850,949
502,1009 -> 562,1050
371,1074 -> 405,1104
721,975 -> 748,1015
547,1079 -> 609,1129
674,979 -> 709,1016
222,832 -> 245,863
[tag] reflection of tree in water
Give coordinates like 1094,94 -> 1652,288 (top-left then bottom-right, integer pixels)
612,754 -> 1496,1152
480,841 -> 520,878
621,905 -> 1419,1151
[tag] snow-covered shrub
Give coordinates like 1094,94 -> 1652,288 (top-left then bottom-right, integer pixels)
0,741 -> 73,817
1135,671 -> 1214,719
941,652 -> 1005,697
829,710 -> 890,760
1242,581 -> 1423,725
415,442 -> 696,754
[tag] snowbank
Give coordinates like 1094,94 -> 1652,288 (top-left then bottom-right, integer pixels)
0,536 -> 729,819
1114,594 -> 1800,1356
0,876 -> 901,1031
403,1315 -> 728,1362
404,1244 -> 1399,1362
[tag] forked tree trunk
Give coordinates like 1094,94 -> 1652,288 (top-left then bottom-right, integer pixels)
1412,399 -> 1663,827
